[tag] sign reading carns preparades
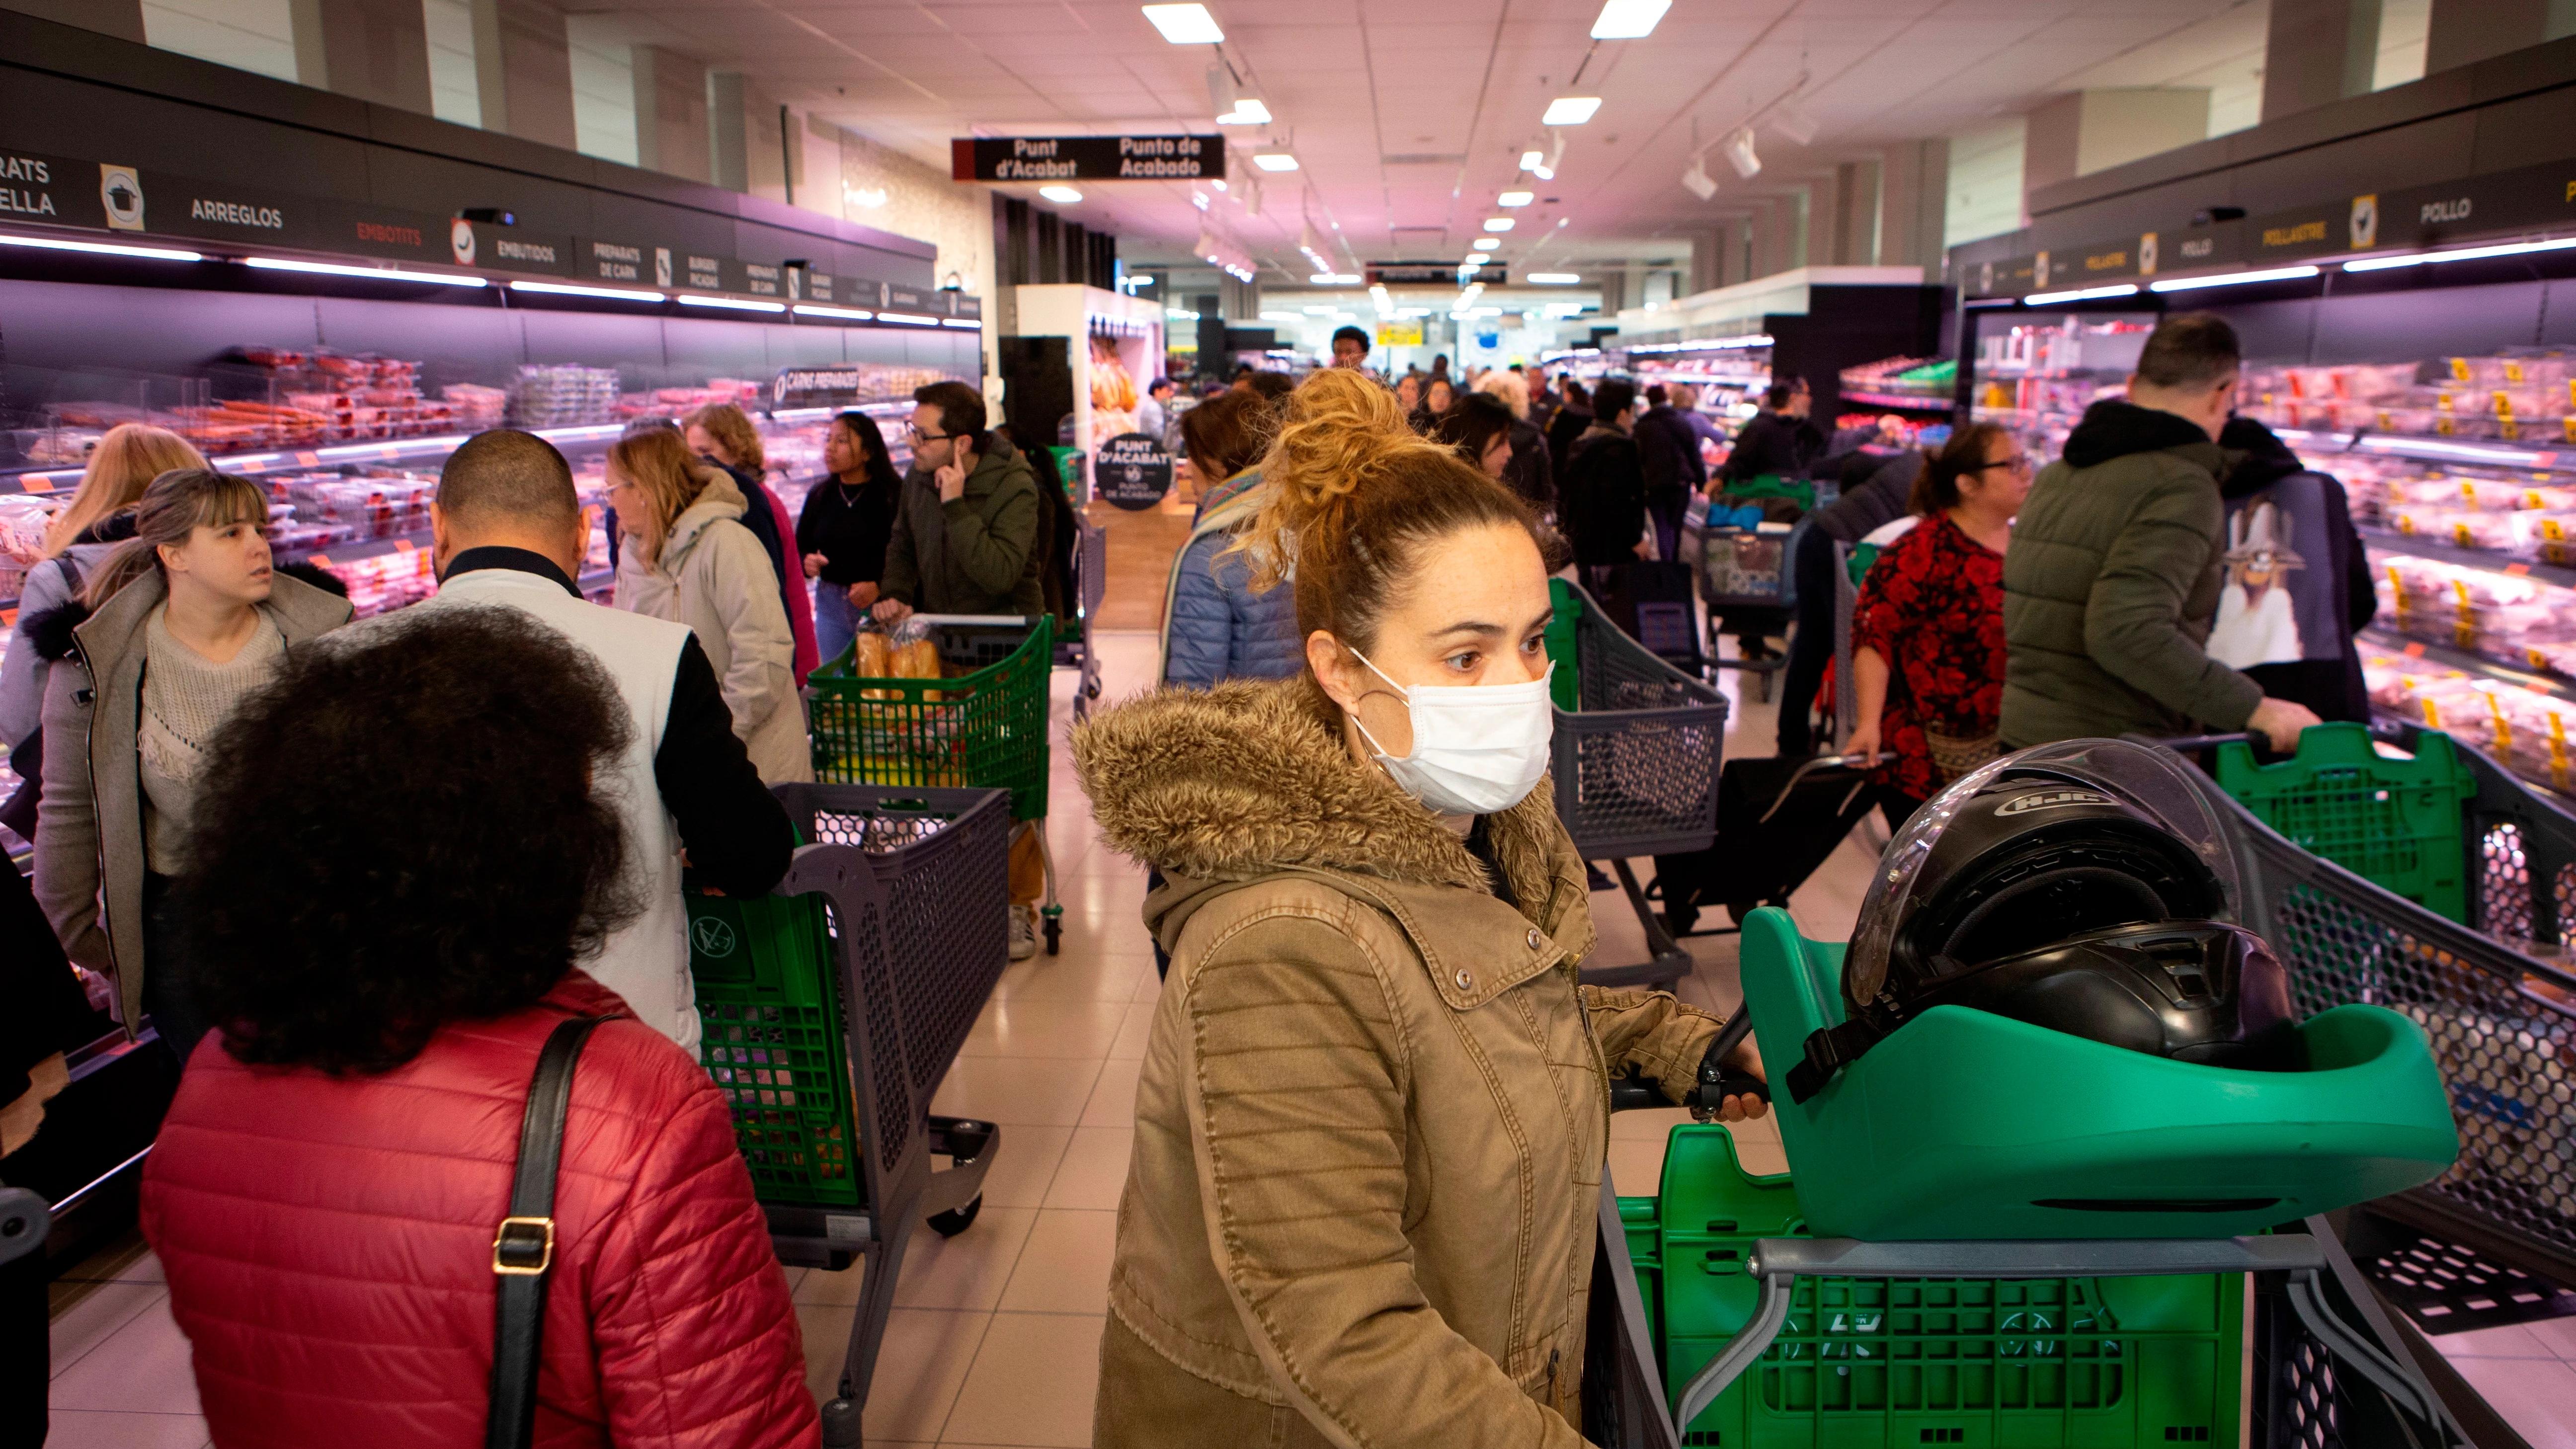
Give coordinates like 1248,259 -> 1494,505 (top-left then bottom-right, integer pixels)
950,135 -> 1223,182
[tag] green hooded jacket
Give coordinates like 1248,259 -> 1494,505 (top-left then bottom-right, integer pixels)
880,434 -> 1046,615
2000,400 -> 2264,747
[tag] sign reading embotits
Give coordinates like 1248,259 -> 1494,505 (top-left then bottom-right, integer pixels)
951,135 -> 1224,182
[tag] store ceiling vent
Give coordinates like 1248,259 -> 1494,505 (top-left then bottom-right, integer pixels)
1381,153 -> 1467,166
1389,227 -> 1449,252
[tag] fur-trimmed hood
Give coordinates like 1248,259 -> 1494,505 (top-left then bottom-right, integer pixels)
1072,675 -> 1592,953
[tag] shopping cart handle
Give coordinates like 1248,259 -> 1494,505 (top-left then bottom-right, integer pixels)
2130,732 -> 2252,752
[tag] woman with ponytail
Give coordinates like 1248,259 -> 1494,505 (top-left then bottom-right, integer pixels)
1075,366 -> 1763,1448
32,468 -> 352,1065
1843,421 -> 2030,827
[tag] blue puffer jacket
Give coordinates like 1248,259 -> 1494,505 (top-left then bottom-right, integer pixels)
1160,474 -> 1303,688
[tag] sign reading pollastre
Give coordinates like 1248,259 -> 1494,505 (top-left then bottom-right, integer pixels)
950,135 -> 1224,182
1095,433 -> 1173,510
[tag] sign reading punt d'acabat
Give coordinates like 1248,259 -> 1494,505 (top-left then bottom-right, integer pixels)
951,136 -> 1224,182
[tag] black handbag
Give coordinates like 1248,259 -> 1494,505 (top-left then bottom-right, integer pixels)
0,554 -> 83,840
485,1015 -> 612,1449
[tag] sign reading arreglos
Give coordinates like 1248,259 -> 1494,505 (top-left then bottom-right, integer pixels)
951,135 -> 1223,182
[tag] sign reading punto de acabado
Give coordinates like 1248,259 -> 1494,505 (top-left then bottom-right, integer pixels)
951,135 -> 1224,182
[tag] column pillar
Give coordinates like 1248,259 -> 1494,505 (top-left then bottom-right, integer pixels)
1829,159 -> 1883,265
2425,0 -> 2562,72
631,45 -> 709,181
1877,139 -> 1949,269
2262,0 -> 2381,121
290,0 -> 434,112
469,0 -> 575,149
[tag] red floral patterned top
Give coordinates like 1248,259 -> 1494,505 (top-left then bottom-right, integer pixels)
1852,515 -> 2007,799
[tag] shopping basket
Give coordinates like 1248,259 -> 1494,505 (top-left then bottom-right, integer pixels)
1547,578 -> 1729,988
807,614 -> 1065,952
689,782 -> 1014,1449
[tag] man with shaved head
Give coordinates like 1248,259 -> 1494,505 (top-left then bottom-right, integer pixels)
415,428 -> 792,1050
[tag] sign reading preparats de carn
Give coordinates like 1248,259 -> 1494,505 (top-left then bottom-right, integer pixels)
951,135 -> 1223,182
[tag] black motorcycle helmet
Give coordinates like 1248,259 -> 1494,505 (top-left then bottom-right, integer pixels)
1789,742 -> 2301,1103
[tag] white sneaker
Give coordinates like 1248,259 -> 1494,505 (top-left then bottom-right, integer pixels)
1010,904 -> 1039,961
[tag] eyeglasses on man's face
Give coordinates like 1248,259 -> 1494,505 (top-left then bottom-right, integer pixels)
906,422 -> 957,445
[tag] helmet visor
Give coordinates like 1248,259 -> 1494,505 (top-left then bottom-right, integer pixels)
1846,738 -> 2241,1003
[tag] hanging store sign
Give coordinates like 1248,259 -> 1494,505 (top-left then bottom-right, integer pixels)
950,135 -> 1223,182
1368,261 -> 1500,284
1094,432 -> 1173,509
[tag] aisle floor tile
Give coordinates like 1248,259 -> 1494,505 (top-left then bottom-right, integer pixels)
834,1306 -> 991,1445
929,1056 -> 1109,1127
44,1409 -> 210,1449
1042,1127 -> 1134,1210
883,1207 -> 1040,1313
50,1296 -> 200,1414
1107,1001 -> 1155,1060
977,1123 -> 1076,1208
50,1283 -> 164,1380
997,1209 -> 1119,1314
2448,1357 -> 2576,1443
940,1312 -> 1106,1447
993,953 -> 1150,1004
960,999 -> 1134,1059
1078,1057 -> 1143,1128
2434,1321 -> 2558,1358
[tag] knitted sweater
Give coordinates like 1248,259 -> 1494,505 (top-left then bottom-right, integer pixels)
139,606 -> 282,872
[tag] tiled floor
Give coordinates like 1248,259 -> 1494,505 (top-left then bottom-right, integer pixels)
44,574 -> 2571,1447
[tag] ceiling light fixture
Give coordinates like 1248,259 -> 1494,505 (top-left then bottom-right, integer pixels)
1722,126 -> 1761,180
2343,236 -> 2576,272
1542,96 -> 1602,126
1590,0 -> 1670,39
1498,190 -> 1533,207
509,279 -> 664,303
1039,185 -> 1083,203
676,293 -> 786,313
1681,159 -> 1717,200
1473,238 -> 1500,249
0,233 -> 202,262
1253,152 -> 1299,171
1528,272 -> 1581,284
1483,217 -> 1516,232
2146,264 -> 2320,292
1769,99 -> 1819,146
244,256 -> 484,287
2022,283 -> 2141,306
1216,97 -> 1270,124
1310,272 -> 1361,283
1141,3 -> 1223,44
1520,148 -> 1545,171
793,303 -> 877,321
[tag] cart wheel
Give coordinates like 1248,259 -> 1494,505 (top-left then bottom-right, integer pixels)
928,1195 -> 983,1237
1043,913 -> 1063,956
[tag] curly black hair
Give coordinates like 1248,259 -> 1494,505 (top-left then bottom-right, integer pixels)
178,607 -> 641,1074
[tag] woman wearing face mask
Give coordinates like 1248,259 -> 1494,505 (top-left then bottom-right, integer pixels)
1075,366 -> 1764,1448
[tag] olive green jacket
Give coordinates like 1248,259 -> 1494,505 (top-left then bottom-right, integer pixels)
1073,677 -> 1721,1449
2000,413 -> 2264,747
879,436 -> 1046,615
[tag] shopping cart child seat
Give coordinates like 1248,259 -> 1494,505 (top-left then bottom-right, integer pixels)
1733,906 -> 2459,1241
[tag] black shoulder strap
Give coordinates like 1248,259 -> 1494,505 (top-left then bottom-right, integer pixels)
57,552 -> 83,595
485,1015 -> 612,1449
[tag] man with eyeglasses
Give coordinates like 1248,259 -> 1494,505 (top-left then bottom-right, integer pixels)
873,380 -> 1049,957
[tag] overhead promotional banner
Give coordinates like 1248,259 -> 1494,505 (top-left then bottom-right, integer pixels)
950,135 -> 1223,182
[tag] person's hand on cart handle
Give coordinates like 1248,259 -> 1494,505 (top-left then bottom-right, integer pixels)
2247,697 -> 2322,755
936,443 -> 977,504
873,597 -> 913,626
802,551 -> 826,579
1841,721 -> 1882,767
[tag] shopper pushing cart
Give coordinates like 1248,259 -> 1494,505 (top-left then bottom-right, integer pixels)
870,380 -> 1052,959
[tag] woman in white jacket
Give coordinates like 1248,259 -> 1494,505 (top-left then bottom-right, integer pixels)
607,426 -> 812,785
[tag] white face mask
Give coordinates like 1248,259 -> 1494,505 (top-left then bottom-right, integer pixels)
1345,645 -> 1556,817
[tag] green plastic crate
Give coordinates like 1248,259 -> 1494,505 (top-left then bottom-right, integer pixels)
1633,1126 -> 2245,1449
2213,722 -> 2471,923
690,893 -> 861,1207
808,615 -> 1053,822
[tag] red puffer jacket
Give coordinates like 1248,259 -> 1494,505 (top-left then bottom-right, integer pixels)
141,972 -> 819,1449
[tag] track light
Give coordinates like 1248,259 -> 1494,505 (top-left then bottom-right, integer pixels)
1681,160 -> 1717,200
1207,64 -> 1236,117
1769,99 -> 1819,146
1722,127 -> 1761,180
1542,97 -> 1602,126
1216,97 -> 1270,124
1141,4 -> 1223,44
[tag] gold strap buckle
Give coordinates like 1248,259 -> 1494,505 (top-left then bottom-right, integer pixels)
492,1216 -> 556,1276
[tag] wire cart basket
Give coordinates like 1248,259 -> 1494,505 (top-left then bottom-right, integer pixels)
1694,524 -> 1793,703
690,783 -> 1014,1449
1551,579 -> 1730,989
807,614 -> 1068,953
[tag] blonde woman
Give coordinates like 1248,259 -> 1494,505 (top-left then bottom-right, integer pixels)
1472,368 -> 1555,513
32,469 -> 352,1065
685,402 -> 817,684
608,427 -> 811,785
2,426 -> 207,772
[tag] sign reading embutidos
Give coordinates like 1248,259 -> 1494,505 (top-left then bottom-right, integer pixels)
950,136 -> 1223,182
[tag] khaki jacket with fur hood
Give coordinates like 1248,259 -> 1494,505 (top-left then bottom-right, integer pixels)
1073,677 -> 1722,1449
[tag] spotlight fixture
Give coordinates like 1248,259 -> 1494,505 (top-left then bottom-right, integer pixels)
1039,185 -> 1083,203
1722,126 -> 1761,180
1589,0 -> 1669,38
1207,63 -> 1236,116
1681,159 -> 1717,200
1141,3 -> 1223,44
1520,148 -> 1545,170
1541,96 -> 1602,126
1473,238 -> 1500,250
1216,97 -> 1270,124
1498,190 -> 1533,207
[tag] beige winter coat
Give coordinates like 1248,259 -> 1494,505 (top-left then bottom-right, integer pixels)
615,469 -> 812,785
1072,677 -> 1722,1449
35,570 -> 351,1037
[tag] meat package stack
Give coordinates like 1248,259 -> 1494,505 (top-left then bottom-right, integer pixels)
189,348 -> 458,451
2242,353 -> 2576,441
